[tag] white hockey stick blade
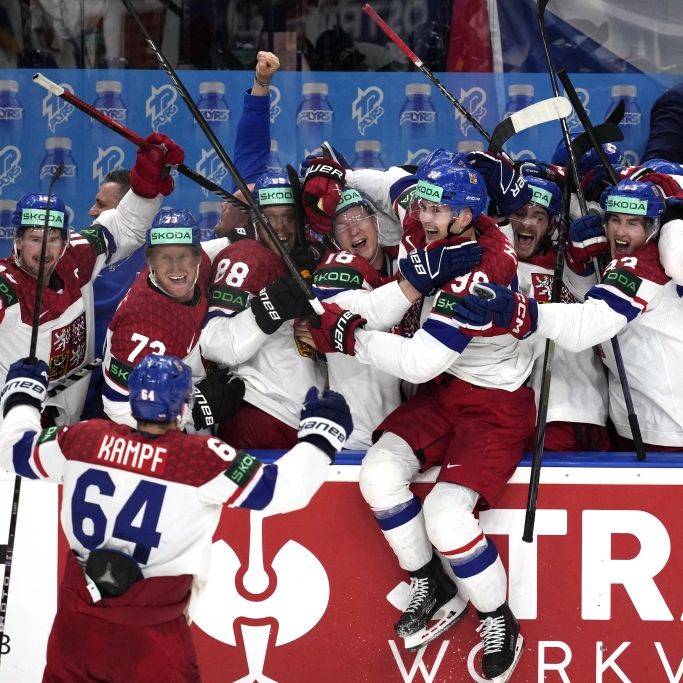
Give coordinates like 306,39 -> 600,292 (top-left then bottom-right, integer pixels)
489,96 -> 572,152
402,596 -> 468,651
486,633 -> 525,683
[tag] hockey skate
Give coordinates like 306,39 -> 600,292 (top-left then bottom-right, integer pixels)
395,554 -> 468,651
476,602 -> 524,682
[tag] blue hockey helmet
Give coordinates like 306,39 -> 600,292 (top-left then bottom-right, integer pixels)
12,192 -> 69,237
639,159 -> 683,176
415,148 -> 468,180
146,208 -> 200,249
415,164 -> 488,222
601,179 -> 666,242
252,171 -> 295,207
552,136 -> 624,176
129,354 -> 193,423
525,176 -> 562,217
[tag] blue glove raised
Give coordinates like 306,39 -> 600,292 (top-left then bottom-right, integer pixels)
1,358 -> 50,416
565,213 -> 608,275
298,387 -> 353,462
399,240 -> 484,295
466,150 -> 532,216
453,283 -> 538,339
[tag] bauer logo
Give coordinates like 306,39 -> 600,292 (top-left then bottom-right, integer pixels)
455,87 -> 487,136
352,86 -> 384,135
269,86 -> 282,124
92,146 -> 125,185
42,86 -> 75,133
145,84 -> 179,131
0,145 -> 21,194
197,149 -> 229,197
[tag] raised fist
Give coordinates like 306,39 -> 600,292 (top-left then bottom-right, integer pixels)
131,132 -> 185,198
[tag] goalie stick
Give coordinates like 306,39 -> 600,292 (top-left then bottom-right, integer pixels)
362,3 -> 571,155
0,164 -> 65,662
32,73 -> 249,213
119,0 -> 324,316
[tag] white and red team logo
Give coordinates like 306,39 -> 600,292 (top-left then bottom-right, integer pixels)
49,311 -> 86,379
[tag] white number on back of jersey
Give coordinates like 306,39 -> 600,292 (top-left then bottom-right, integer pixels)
214,259 -> 249,287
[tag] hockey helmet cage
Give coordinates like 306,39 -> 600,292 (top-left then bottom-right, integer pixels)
129,354 -> 193,424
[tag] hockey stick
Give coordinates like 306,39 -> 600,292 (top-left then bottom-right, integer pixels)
47,359 -> 103,399
362,3 -> 490,143
557,69 -> 646,464
362,3 -> 571,156
0,164 -> 64,662
488,96 -> 571,153
32,73 -> 249,213
119,0 -> 324,315
570,100 -> 625,160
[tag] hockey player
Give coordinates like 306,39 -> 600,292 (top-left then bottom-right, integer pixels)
0,132 -> 183,426
501,174 -> 610,450
102,208 -> 246,431
301,162 -> 533,681
455,177 -> 683,451
200,170 -> 326,448
0,353 -> 352,682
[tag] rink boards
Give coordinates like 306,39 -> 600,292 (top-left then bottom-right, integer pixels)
1,451 -> 683,682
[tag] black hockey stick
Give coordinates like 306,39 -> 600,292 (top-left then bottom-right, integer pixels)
119,0 -> 324,315
570,100 -> 625,160
32,73 -> 249,213
523,0 -> 592,544
0,163 -> 64,661
46,359 -> 103,399
558,69 -> 646,464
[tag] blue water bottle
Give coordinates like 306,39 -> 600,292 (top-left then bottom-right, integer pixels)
352,140 -> 385,170
606,85 -> 643,166
198,201 -> 222,241
197,81 -> 230,138
0,80 -> 23,147
503,84 -> 538,161
0,199 -> 15,257
39,137 -> 78,209
296,82 -> 334,159
267,139 -> 284,173
399,84 -> 437,163
92,80 -> 127,147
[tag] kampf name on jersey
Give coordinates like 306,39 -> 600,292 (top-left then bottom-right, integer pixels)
96,434 -> 167,476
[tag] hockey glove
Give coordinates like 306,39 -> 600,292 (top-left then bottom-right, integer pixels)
308,302 -> 366,355
399,240 -> 484,295
290,241 -> 326,279
130,132 -> 185,198
517,160 -> 564,186
192,370 -> 245,431
302,158 -> 346,235
453,283 -> 538,340
466,151 -> 532,216
250,275 -> 314,335
565,213 -> 608,275
1,358 -> 49,417
298,386 -> 353,461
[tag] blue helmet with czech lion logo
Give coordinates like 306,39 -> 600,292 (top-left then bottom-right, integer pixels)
415,164 -> 488,222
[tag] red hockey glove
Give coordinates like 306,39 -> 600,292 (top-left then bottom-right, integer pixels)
131,132 -> 185,198
302,158 -> 346,235
308,302 -> 366,355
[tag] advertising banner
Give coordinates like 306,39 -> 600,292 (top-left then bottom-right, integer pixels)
1,455 -> 682,682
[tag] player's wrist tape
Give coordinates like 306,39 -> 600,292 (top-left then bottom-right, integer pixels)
298,417 -> 347,460
1,377 -> 47,416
